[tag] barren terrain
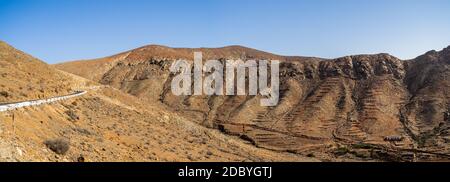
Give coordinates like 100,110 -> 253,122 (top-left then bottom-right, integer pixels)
0,41 -> 316,162
55,44 -> 450,161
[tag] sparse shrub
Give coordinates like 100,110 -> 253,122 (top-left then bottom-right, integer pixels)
44,138 -> 70,155
0,91 -> 9,97
351,143 -> 374,149
306,153 -> 315,157
334,146 -> 349,156
352,151 -> 369,159
77,155 -> 85,162
65,109 -> 79,121
74,127 -> 92,135
206,151 -> 213,156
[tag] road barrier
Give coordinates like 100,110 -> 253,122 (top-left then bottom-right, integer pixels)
0,90 -> 87,112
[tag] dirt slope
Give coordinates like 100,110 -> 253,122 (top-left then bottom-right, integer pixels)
0,41 -> 84,103
0,41 -> 316,162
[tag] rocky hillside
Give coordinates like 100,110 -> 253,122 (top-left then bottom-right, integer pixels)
0,41 -> 315,162
55,44 -> 450,161
0,41 -> 82,103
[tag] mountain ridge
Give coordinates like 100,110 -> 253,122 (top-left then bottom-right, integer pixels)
57,43 -> 407,64
54,43 -> 450,161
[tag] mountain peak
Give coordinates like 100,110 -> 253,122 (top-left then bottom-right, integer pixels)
118,44 -> 283,61
441,45 -> 450,53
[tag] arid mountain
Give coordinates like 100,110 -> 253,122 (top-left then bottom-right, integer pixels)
0,41 -> 81,103
55,44 -> 450,161
0,41 -> 315,162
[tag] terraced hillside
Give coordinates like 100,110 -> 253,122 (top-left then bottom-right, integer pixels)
55,44 -> 450,161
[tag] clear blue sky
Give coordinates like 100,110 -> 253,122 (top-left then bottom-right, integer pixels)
1,0 -> 450,63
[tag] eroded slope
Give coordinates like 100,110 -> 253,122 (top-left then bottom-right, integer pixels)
55,44 -> 450,161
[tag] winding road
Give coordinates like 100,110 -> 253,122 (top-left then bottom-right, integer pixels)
0,90 -> 87,112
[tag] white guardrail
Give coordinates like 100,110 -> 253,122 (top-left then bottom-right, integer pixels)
0,90 -> 87,112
